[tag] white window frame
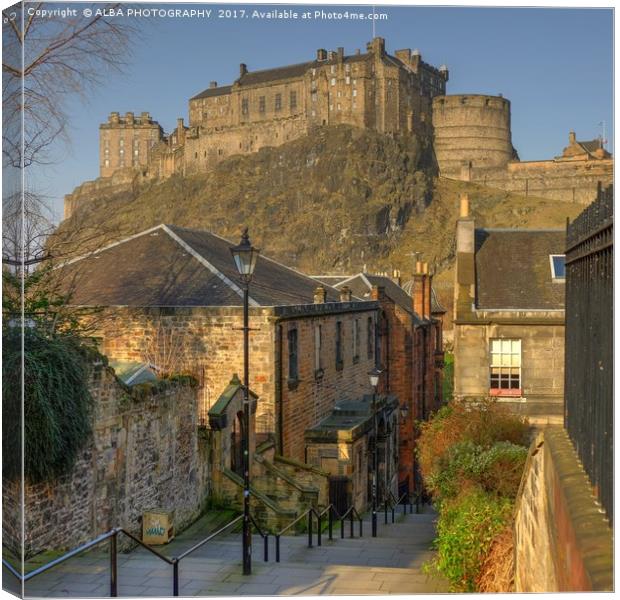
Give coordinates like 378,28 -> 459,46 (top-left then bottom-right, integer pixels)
549,254 -> 566,281
489,339 -> 521,396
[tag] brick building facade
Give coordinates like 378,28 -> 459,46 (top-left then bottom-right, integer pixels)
315,270 -> 445,496
60,224 -> 401,516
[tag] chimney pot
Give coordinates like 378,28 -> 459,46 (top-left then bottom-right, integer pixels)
339,286 -> 352,302
337,47 -> 344,60
209,81 -> 217,89
314,286 -> 327,304
239,63 -> 247,76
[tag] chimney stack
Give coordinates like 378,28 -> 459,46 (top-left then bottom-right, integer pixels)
569,130 -> 576,145
317,49 -> 327,61
459,193 -> 469,218
176,118 -> 186,145
314,286 -> 327,304
337,47 -> 345,61
370,285 -> 385,301
239,63 -> 248,76
412,261 -> 427,319
339,286 -> 352,302
209,81 -> 218,89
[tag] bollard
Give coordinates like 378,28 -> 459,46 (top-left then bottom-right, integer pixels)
308,511 -> 313,548
110,531 -> 118,597
384,501 -> 388,524
341,518 -> 345,539
264,535 -> 269,562
349,511 -> 354,538
391,506 -> 395,523
276,535 -> 281,563
416,494 -> 420,514
172,560 -> 179,597
359,518 -> 363,538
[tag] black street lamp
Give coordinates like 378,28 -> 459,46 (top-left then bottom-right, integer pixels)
230,228 -> 260,576
368,367 -> 382,537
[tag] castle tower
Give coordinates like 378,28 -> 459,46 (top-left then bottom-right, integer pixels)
99,111 -> 164,178
432,94 -> 515,178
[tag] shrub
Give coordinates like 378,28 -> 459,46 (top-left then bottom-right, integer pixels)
426,440 -> 528,501
430,489 -> 513,592
417,399 -> 529,492
3,329 -> 95,484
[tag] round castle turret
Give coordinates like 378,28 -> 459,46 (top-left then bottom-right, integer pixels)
432,94 -> 514,177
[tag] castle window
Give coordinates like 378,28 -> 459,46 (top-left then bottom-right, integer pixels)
259,96 -> 265,113
104,159 -> 110,167
290,91 -> 297,110
329,104 -> 333,111
331,78 -> 336,86
312,110 -> 316,117
353,79 -> 357,86
119,148 -> 124,156
345,76 -> 350,85
330,65 -> 336,74
345,64 -> 350,73
312,93 -> 317,103
337,91 -> 341,98
119,139 -> 124,146
241,98 -> 249,115
352,90 -> 357,97
275,93 -> 282,111
195,152 -> 198,158
204,151 -> 207,157
311,68 -> 316,77
134,149 -> 139,156
337,103 -> 341,111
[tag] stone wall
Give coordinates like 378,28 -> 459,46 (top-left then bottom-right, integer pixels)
514,427 -> 612,592
3,363 -> 207,557
464,158 -> 613,205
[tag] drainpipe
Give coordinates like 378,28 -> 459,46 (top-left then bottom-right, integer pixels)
275,323 -> 284,455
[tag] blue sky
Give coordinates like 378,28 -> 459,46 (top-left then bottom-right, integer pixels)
26,4 -> 613,220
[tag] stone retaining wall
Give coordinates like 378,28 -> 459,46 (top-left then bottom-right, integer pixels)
514,427 -> 612,591
3,363 -> 207,557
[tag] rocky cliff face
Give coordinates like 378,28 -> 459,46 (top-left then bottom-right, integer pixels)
57,124 -> 582,277
58,126 -> 435,273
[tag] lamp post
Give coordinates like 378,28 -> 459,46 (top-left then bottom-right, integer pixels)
368,367 -> 382,537
230,228 -> 260,576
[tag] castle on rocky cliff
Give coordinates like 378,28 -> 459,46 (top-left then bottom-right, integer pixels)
65,37 -> 612,218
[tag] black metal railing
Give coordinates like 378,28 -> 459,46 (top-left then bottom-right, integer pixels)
2,514 -> 266,597
383,491 -> 412,524
565,182 -> 613,523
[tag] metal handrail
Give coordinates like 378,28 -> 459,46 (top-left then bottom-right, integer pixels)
2,527 -> 174,596
248,514 -> 270,562
338,505 -> 364,539
383,491 -> 411,523
2,515 -> 255,597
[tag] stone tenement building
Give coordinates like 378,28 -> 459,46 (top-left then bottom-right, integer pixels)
452,194 -> 566,425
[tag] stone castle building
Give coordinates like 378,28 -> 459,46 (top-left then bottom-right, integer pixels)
63,36 -> 611,220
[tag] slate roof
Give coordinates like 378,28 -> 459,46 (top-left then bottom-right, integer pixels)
315,273 -> 425,324
474,229 -> 566,310
60,224 -> 342,308
190,85 -> 233,100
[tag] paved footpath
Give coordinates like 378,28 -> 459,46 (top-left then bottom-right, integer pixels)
15,506 -> 448,597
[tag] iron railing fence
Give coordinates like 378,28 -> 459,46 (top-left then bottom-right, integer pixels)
564,182 -> 613,523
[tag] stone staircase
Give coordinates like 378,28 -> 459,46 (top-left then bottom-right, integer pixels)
19,507 -> 448,597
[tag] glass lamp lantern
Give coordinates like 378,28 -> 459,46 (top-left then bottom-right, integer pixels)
230,228 -> 260,282
368,367 -> 382,389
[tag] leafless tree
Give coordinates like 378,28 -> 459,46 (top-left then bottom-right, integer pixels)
2,3 -> 139,330
2,2 -> 138,169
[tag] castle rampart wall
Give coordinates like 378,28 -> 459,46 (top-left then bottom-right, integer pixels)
461,158 -> 613,205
